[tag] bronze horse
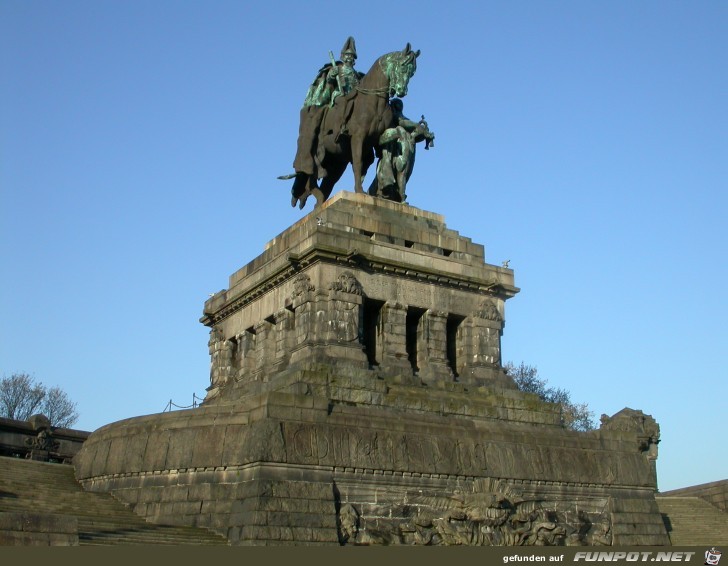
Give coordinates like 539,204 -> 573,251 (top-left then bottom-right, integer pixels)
290,44 -> 420,209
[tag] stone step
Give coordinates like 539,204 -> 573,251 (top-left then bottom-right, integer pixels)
0,493 -> 151,517
656,496 -> 728,546
0,456 -> 228,545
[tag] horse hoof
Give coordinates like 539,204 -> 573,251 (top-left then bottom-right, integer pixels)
312,188 -> 325,208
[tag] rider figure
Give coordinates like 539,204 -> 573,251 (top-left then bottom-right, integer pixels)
303,37 -> 362,108
293,37 -> 364,184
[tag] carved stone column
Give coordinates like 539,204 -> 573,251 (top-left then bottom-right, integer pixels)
289,272 -> 368,368
290,274 -> 316,343
378,301 -> 413,378
272,308 -> 294,373
234,329 -> 256,383
206,326 -> 235,399
416,309 -> 453,383
458,299 -> 512,387
252,319 -> 273,381
289,274 -> 319,366
320,272 -> 368,367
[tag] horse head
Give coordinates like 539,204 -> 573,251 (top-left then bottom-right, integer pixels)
380,43 -> 420,98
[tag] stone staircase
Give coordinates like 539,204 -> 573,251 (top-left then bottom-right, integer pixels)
656,496 -> 728,546
0,456 -> 228,545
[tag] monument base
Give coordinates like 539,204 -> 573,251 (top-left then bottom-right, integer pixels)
74,193 -> 668,545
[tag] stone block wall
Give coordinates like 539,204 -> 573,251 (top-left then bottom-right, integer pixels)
609,497 -> 672,545
75,386 -> 668,545
0,512 -> 78,546
91,466 -> 338,545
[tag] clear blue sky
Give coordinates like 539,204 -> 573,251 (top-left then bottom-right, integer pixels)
1,1 -> 725,492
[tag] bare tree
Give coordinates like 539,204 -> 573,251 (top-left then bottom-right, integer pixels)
0,373 -> 44,421
505,362 -> 595,432
0,373 -> 79,428
41,386 -> 79,429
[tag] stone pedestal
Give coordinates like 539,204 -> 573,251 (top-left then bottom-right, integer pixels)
74,192 -> 669,546
197,191 -> 519,391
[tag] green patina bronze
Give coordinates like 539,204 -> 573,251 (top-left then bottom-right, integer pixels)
302,37 -> 363,108
369,98 -> 435,203
378,52 -> 418,99
283,38 -> 429,209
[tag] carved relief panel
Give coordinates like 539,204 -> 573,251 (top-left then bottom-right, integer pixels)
335,478 -> 612,546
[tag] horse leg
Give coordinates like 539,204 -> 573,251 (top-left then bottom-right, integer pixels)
312,187 -> 325,208
316,160 -> 347,207
351,137 -> 365,193
291,173 -> 307,208
301,174 -> 324,209
291,174 -> 321,209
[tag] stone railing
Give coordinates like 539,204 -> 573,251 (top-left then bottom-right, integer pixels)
0,415 -> 89,464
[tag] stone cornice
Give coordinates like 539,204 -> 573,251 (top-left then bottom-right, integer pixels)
78,461 -> 650,493
200,245 -> 518,327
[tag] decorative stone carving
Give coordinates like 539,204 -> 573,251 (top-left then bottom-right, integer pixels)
337,503 -> 360,544
599,410 -> 661,509
305,274 -> 368,366
600,408 -> 660,459
459,299 -> 504,374
290,274 -> 315,300
207,327 -> 235,397
25,429 -> 59,452
473,325 -> 501,366
474,299 -> 502,322
292,300 -> 313,345
24,415 -> 60,461
327,299 -> 361,343
584,521 -> 613,546
340,478 -> 611,546
287,281 -> 369,368
329,271 -> 363,295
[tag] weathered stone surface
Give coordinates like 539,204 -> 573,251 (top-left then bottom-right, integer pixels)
0,512 -> 78,546
0,416 -> 89,463
200,193 -> 516,390
660,480 -> 728,512
74,193 -> 668,545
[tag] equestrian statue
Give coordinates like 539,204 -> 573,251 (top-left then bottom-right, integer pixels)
280,37 -> 434,209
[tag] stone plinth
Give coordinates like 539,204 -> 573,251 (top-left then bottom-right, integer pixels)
201,191 -> 517,393
74,192 -> 669,546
